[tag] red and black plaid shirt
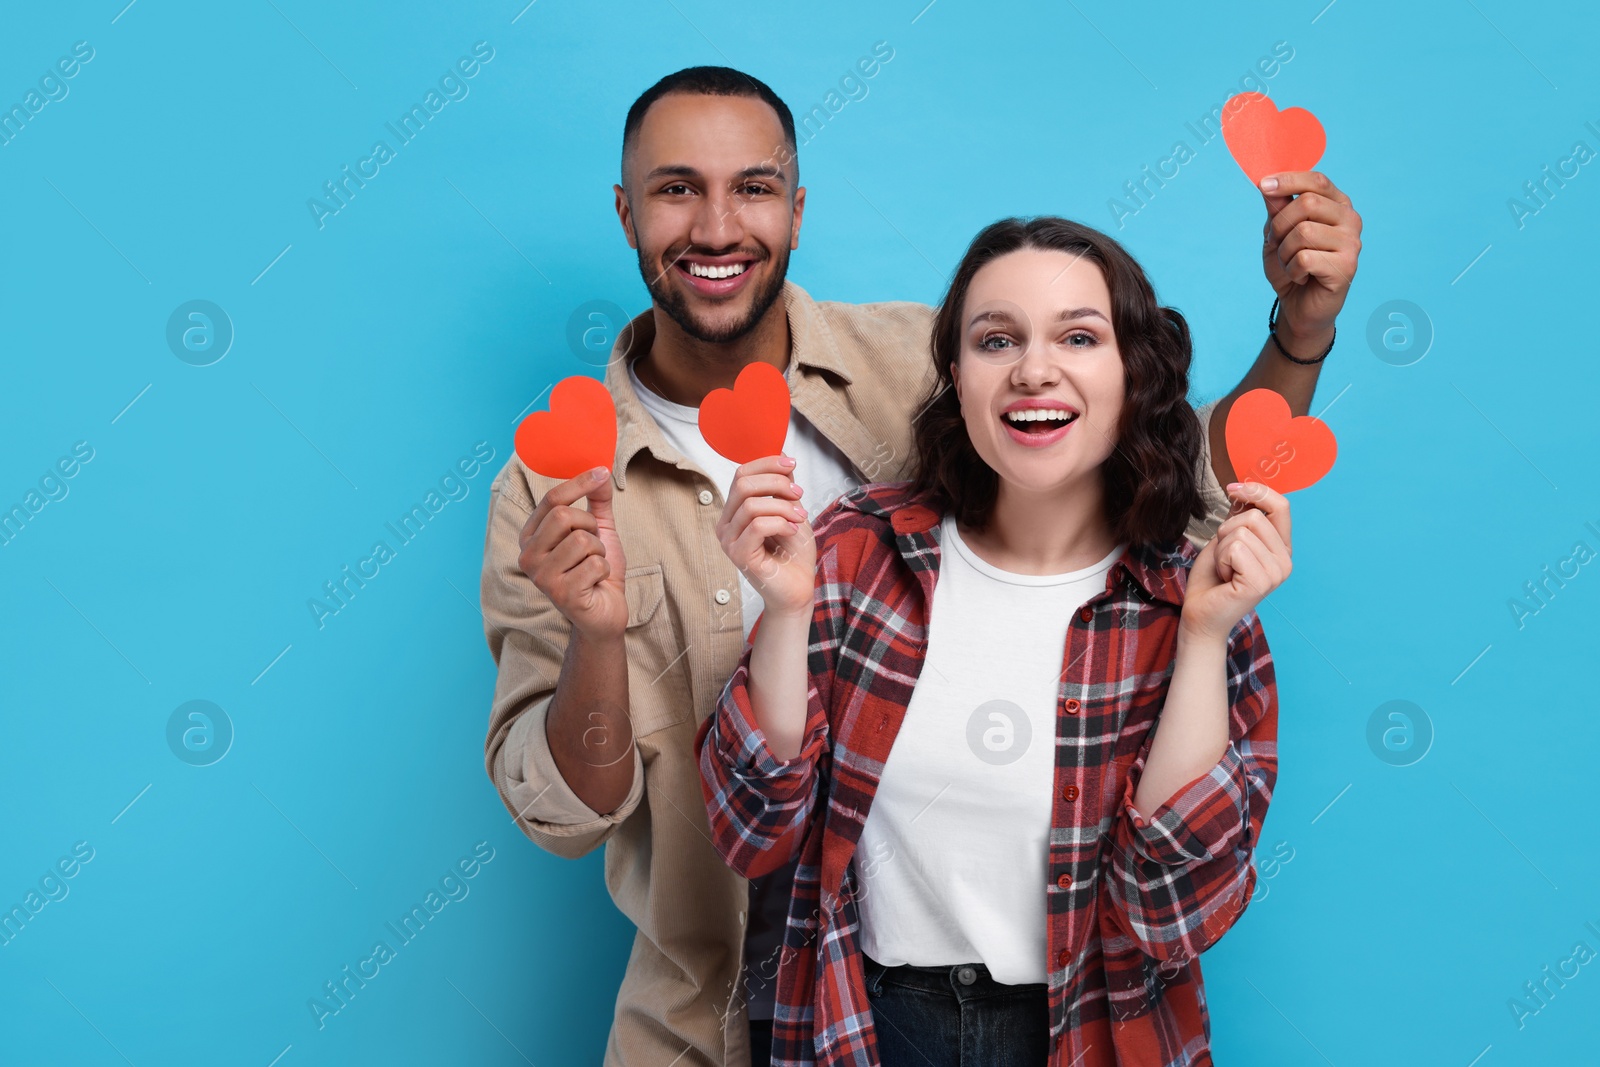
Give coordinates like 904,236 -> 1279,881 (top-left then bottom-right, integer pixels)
696,480 -> 1279,1066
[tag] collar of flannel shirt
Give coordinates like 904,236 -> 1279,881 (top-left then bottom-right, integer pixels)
831,479 -> 1196,608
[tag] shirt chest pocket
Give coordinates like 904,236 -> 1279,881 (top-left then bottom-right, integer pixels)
622,563 -> 692,738
1091,749 -> 1142,844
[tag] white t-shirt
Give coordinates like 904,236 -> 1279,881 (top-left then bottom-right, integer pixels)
855,513 -> 1126,985
628,357 -> 860,638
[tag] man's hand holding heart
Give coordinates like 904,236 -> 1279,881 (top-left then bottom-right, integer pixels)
1260,170 -> 1363,353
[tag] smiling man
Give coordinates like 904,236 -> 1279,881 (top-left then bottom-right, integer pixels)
479,66 -> 1360,1067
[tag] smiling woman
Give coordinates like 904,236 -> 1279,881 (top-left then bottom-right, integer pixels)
917,220 -> 1202,548
700,214 -> 1288,1067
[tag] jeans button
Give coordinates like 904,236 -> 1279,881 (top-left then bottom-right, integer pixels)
956,965 -> 977,986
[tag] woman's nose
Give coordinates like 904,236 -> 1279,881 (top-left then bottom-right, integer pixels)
1010,340 -> 1062,385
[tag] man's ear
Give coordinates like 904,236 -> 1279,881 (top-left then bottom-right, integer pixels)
789,185 -> 806,250
614,184 -> 637,249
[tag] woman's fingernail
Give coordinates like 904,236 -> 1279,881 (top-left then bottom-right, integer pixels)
1260,177 -> 1279,192
779,456 -> 796,467
1227,482 -> 1242,492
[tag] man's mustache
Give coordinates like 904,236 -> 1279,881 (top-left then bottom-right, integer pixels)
661,247 -> 767,267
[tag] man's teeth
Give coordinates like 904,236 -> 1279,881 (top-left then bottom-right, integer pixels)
687,262 -> 748,279
1003,409 -> 1078,425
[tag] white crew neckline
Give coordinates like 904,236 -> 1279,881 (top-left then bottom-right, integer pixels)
628,355 -> 798,426
628,357 -> 698,424
940,513 -> 1125,587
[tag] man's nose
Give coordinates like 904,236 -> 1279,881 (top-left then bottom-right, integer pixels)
689,188 -> 745,250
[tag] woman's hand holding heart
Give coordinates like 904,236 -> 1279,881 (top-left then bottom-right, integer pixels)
1181,482 -> 1293,645
715,455 -> 815,619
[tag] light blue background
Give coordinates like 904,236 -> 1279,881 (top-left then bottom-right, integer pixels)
2,1 -> 1596,1064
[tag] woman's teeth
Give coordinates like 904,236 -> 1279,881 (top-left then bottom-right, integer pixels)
687,262 -> 747,279
1003,409 -> 1078,431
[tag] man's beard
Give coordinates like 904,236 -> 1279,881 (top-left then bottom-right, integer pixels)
639,244 -> 789,344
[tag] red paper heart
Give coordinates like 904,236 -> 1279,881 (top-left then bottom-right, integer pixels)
698,360 -> 791,464
514,375 -> 618,480
1224,388 -> 1337,494
1220,93 -> 1326,187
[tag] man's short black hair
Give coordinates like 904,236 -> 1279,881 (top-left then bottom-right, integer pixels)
621,66 -> 797,184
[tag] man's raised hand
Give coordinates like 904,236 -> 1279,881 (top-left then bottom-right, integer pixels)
1260,170 -> 1362,349
518,466 -> 628,641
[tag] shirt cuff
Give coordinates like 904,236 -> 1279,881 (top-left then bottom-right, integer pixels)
504,692 -> 644,833
1119,741 -> 1250,867
714,665 -> 828,789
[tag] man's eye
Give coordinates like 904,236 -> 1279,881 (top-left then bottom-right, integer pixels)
663,184 -> 693,195
741,184 -> 771,196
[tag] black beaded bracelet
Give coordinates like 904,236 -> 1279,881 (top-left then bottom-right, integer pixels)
1267,297 -> 1335,365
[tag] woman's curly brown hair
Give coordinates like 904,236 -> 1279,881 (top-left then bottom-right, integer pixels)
907,216 -> 1206,548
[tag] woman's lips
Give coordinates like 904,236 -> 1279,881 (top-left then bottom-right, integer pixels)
1000,415 -> 1077,448
673,259 -> 756,297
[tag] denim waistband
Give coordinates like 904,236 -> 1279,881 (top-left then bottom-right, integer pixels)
862,951 -> 1049,1003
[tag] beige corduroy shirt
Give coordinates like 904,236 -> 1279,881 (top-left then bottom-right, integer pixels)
479,280 -> 1231,1066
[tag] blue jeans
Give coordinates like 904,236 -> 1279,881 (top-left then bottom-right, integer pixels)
863,951 -> 1050,1067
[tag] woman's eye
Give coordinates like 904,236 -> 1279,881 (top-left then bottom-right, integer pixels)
978,334 -> 1014,351
1065,332 -> 1098,348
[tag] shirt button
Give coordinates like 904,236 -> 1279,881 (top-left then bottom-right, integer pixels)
1061,784 -> 1080,802
1057,948 -> 1069,968
956,966 -> 977,986
1064,698 -> 1081,715
714,589 -> 731,605
698,489 -> 714,505
1078,605 -> 1093,622
1056,873 -> 1072,890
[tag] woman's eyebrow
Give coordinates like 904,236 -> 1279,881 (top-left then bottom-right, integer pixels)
967,307 -> 1109,327
1054,307 -> 1110,324
968,309 -> 1018,327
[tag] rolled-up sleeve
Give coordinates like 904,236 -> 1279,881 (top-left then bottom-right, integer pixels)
696,638 -> 830,879
481,463 -> 643,860
494,691 -> 644,855
1104,608 -> 1278,962
1185,398 -> 1233,548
